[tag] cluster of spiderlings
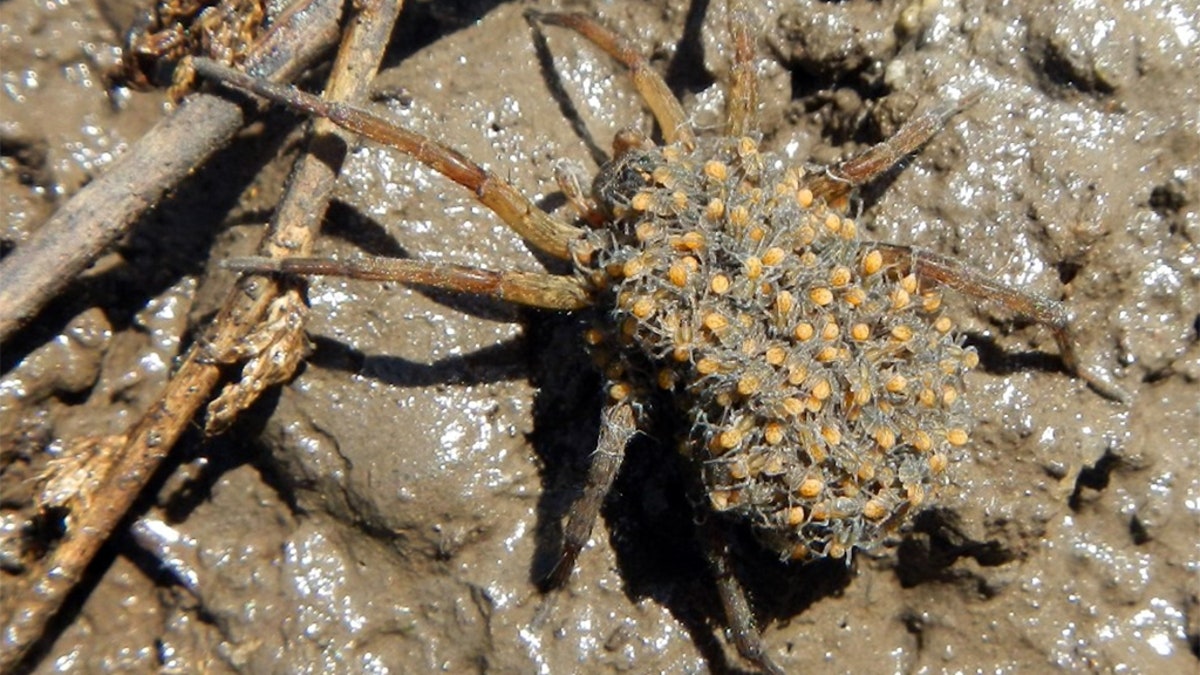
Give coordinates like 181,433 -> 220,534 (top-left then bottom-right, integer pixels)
580,136 -> 977,561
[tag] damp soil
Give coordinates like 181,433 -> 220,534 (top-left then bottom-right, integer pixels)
2,0 -> 1198,673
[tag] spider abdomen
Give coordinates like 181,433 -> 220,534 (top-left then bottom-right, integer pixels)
586,136 -> 977,561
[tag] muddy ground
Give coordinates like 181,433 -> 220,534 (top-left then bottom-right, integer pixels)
2,0 -> 1198,672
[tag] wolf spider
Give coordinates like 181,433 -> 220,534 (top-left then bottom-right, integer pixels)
194,3 -> 1124,672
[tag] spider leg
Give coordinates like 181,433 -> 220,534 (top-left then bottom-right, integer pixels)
804,93 -> 980,205
222,256 -> 592,311
191,58 -> 585,261
526,10 -> 697,152
725,0 -> 759,138
553,158 -> 607,228
700,516 -> 786,675
541,399 -> 637,590
874,243 -> 1130,403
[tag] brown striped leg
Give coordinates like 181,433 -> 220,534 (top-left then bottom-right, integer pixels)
192,57 -> 585,261
701,516 -> 785,675
804,93 -> 980,204
526,10 -> 697,152
725,0 -> 759,138
874,243 -> 1129,402
542,399 -> 637,589
222,256 -> 592,311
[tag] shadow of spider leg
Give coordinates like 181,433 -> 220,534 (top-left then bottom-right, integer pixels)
525,10 -> 696,151
874,244 -> 1130,403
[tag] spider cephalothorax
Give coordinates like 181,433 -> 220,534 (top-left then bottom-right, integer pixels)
196,2 -> 1124,672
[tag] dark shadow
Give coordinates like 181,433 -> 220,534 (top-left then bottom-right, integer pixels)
894,507 -> 1016,589
789,65 -> 886,111
382,0 -> 511,69
159,400 -> 276,523
534,192 -> 570,222
526,15 -> 610,169
526,309 -> 603,585
529,192 -> 576,276
306,333 -> 527,389
11,506 -> 69,564
600,416 -> 857,672
852,155 -> 914,214
1068,448 -> 1121,512
524,304 -> 856,671
664,0 -> 717,101
318,201 -> 407,259
962,330 -> 1072,378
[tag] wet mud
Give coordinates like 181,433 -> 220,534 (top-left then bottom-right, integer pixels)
2,0 -> 1198,672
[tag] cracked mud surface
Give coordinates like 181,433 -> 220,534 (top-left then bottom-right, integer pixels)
2,0 -> 1198,672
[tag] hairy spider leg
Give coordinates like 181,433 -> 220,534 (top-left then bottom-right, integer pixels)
222,256 -> 591,310
192,58 -> 586,261
526,10 -> 697,152
702,516 -> 786,675
725,0 -> 760,138
551,159 -> 606,227
803,93 -> 981,205
541,400 -> 637,590
874,244 -> 1130,402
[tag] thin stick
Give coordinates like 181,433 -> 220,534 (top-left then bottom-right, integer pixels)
0,0 -> 344,343
204,0 -> 408,433
0,1 -> 404,668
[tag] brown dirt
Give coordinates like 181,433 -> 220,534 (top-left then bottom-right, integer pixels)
2,0 -> 1198,673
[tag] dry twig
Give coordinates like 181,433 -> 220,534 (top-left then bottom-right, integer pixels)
0,0 -> 342,342
0,0 -> 404,668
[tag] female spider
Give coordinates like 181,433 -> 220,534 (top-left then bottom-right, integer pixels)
195,3 -> 1124,672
